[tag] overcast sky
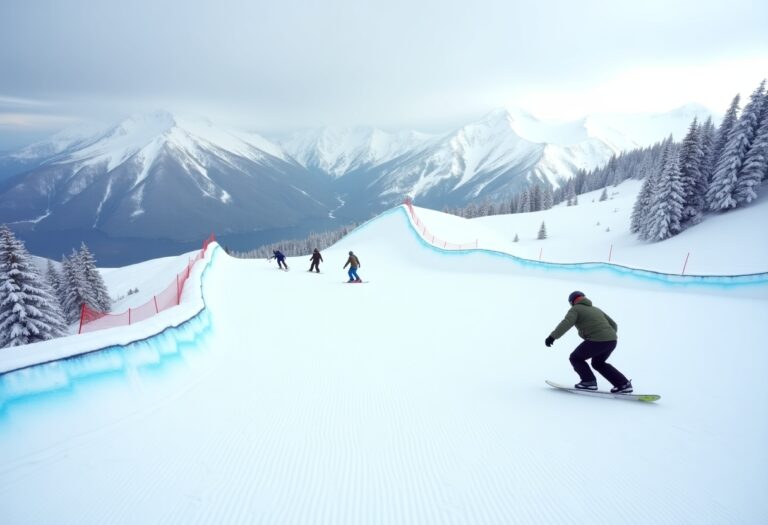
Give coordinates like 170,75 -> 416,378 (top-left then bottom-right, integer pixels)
1,0 -> 767,148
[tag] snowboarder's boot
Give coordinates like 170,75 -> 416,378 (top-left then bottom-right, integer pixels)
355,278 -> 362,283
574,380 -> 598,390
610,380 -> 633,394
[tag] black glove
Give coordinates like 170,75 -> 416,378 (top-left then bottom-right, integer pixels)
545,336 -> 555,347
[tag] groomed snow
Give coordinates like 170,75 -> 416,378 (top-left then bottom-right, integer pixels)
0,198 -> 766,524
418,180 -> 768,275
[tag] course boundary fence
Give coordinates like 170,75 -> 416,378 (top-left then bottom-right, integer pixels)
396,203 -> 768,288
79,234 -> 216,334
404,198 -> 478,250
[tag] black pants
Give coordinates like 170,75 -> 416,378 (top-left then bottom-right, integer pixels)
277,259 -> 288,269
309,261 -> 320,272
569,340 -> 628,387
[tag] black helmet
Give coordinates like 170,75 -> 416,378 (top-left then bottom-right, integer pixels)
349,251 -> 353,255
568,291 -> 585,305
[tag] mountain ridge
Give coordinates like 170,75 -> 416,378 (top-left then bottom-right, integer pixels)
0,104 -> 713,263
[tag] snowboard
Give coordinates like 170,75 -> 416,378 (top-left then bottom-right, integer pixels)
545,380 -> 660,402
343,280 -> 369,284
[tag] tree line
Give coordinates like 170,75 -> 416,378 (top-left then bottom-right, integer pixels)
631,79 -> 767,241
230,223 -> 359,259
0,225 -> 111,348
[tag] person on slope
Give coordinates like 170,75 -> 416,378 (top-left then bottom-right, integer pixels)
269,249 -> 289,270
343,251 -> 362,282
308,248 -> 323,273
545,291 -> 633,393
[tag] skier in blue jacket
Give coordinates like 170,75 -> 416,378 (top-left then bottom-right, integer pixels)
269,250 -> 289,270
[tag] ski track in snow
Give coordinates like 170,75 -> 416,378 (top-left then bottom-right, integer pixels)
0,204 -> 766,523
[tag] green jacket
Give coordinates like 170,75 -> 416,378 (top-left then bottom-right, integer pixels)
549,297 -> 617,341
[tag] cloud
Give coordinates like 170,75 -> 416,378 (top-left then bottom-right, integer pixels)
512,57 -> 768,119
0,95 -> 51,108
1,0 -> 767,137
0,112 -> 79,129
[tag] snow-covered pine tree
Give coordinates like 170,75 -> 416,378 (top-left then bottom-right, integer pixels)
509,195 -> 520,215
631,159 -> 659,235
735,94 -> 768,204
698,117 -> 716,183
537,221 -> 547,240
565,180 -> 576,206
61,251 -> 91,323
45,259 -> 66,311
711,94 -> 741,170
599,187 -> 608,201
605,163 -> 616,189
677,118 -> 706,224
519,189 -> 531,213
644,144 -> 685,241
531,183 -> 544,211
707,81 -> 765,211
541,184 -> 554,210
0,225 -> 67,347
78,243 -> 112,312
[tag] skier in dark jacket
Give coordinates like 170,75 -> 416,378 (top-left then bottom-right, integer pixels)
545,291 -> 632,393
308,248 -> 323,273
268,250 -> 289,270
343,251 -> 362,282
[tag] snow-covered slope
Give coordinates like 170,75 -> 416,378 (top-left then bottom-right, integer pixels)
412,179 -> 768,275
1,198 -> 766,524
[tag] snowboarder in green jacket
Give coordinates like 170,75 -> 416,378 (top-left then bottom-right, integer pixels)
545,291 -> 633,393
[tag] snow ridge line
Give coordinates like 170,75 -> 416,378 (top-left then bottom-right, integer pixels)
396,205 -> 768,289
0,246 -> 220,383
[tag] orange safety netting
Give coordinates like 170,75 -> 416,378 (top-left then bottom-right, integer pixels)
78,234 -> 215,334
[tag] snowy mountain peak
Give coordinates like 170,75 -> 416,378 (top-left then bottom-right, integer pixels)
46,111 -> 290,174
279,126 -> 436,178
105,111 -> 177,140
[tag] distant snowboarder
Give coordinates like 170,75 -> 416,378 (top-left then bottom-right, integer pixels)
308,248 -> 323,273
269,250 -> 289,270
343,250 -> 362,282
545,291 -> 633,393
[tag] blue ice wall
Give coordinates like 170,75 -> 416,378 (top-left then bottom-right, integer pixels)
348,206 -> 768,293
0,247 -> 220,415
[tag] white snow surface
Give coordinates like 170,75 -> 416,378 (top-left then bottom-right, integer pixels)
1,190 -> 767,524
420,180 -> 768,275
